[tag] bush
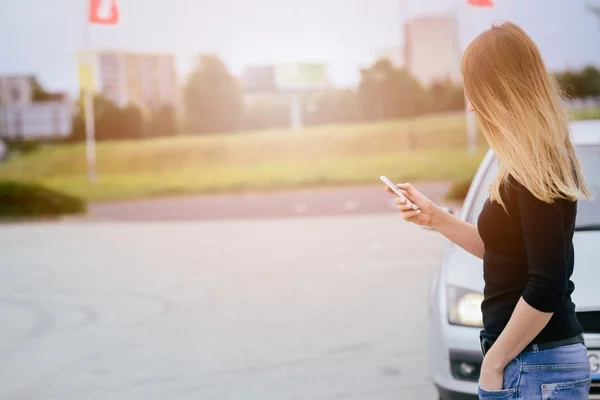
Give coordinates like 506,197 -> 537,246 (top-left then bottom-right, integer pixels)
0,181 -> 86,219
5,139 -> 42,155
445,179 -> 473,201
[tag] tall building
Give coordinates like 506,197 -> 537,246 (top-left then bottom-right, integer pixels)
404,14 -> 462,85
0,75 -> 34,105
78,51 -> 176,110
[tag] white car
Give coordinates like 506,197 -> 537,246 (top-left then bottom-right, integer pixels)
429,120 -> 600,400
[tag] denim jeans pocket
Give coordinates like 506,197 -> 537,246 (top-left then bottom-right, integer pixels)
478,357 -> 520,399
541,377 -> 591,400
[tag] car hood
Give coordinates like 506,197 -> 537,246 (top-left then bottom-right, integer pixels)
444,231 -> 600,310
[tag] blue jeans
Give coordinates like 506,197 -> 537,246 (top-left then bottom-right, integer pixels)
478,343 -> 591,399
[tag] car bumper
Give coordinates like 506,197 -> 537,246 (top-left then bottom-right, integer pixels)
431,327 -> 600,399
587,333 -> 600,398
429,323 -> 482,397
436,384 -> 478,400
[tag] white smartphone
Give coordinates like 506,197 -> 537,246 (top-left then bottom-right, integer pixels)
380,175 -> 420,211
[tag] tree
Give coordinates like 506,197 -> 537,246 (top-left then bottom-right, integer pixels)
426,78 -> 465,113
303,89 -> 362,126
70,95 -> 146,142
580,66 -> 600,97
555,66 -> 600,98
358,58 -> 426,121
184,54 -> 244,134
146,105 -> 178,137
241,93 -> 290,131
30,77 -> 60,102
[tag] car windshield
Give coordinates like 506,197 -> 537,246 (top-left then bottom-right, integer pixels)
466,144 -> 600,230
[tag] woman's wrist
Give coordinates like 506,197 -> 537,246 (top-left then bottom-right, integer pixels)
429,205 -> 447,230
483,347 -> 510,372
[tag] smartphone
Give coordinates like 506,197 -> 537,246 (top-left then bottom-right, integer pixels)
380,175 -> 420,211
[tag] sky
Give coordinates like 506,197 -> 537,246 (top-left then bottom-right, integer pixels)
0,0 -> 599,94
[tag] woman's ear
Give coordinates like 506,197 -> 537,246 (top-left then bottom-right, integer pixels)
468,101 -> 474,112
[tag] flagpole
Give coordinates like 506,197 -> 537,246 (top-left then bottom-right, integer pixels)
83,1 -> 97,183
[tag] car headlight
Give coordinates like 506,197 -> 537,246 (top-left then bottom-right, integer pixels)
447,286 -> 484,328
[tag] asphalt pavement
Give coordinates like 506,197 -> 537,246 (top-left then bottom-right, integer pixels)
0,211 -> 448,399
87,182 -> 453,222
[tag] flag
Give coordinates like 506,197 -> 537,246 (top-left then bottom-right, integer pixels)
467,0 -> 494,7
89,0 -> 119,25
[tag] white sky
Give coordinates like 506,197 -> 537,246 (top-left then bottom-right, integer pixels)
0,0 -> 598,93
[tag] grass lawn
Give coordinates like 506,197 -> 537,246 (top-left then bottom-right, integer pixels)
0,110 -> 596,202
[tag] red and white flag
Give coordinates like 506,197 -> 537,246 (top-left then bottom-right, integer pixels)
467,0 -> 494,7
89,0 -> 119,25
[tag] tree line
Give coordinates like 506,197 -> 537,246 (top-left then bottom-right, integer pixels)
66,55 -> 600,141
69,96 -> 177,142
183,55 -> 465,135
555,66 -> 600,99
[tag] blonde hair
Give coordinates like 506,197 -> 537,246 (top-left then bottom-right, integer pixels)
461,21 -> 591,207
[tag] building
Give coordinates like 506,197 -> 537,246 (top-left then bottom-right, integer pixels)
0,101 -> 73,139
78,51 -> 176,110
0,75 -> 34,105
0,75 -> 72,140
404,14 -> 462,85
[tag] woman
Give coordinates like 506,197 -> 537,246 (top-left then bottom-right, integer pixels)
387,22 -> 593,399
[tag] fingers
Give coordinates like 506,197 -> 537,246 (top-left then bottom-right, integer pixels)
401,209 -> 422,222
394,197 -> 412,211
395,197 -> 420,214
394,192 -> 420,211
400,189 -> 412,201
386,183 -> 422,211
396,183 -> 418,196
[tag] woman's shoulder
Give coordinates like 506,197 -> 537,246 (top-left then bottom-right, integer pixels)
505,174 -> 575,207
499,174 -> 522,201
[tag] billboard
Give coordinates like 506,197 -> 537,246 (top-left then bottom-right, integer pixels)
274,63 -> 329,91
242,63 -> 329,92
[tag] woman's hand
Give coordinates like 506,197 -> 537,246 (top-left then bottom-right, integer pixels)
385,182 -> 440,227
479,357 -> 505,391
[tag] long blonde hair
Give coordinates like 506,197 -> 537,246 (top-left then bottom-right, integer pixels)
461,21 -> 591,206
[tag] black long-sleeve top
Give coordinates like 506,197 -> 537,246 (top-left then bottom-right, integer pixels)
477,175 -> 583,343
